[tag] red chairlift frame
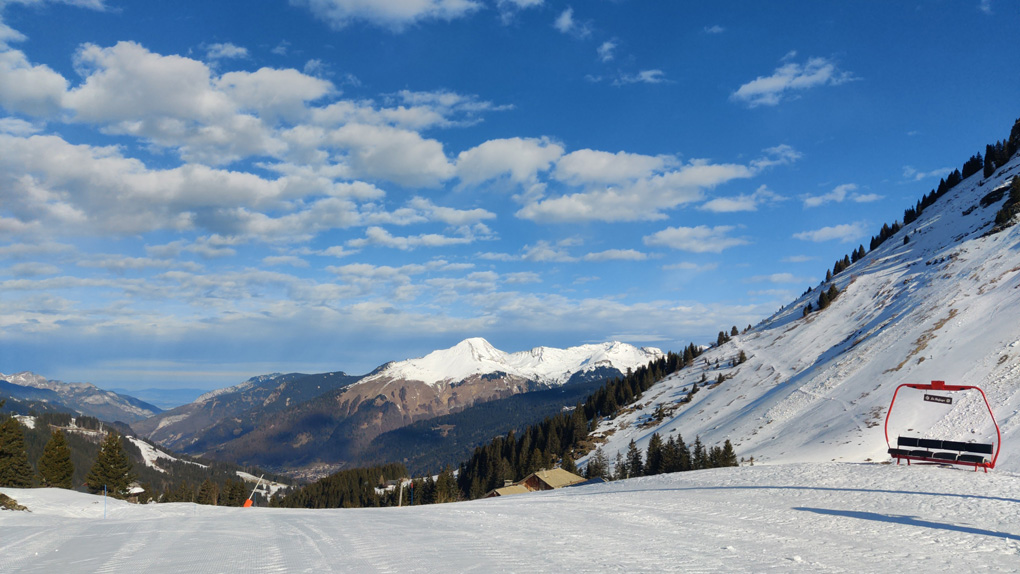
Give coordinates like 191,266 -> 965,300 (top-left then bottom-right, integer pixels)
884,380 -> 1001,471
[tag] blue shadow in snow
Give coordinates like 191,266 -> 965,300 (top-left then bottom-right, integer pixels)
795,507 -> 1020,541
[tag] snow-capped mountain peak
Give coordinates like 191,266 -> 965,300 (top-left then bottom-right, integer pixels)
360,338 -> 664,388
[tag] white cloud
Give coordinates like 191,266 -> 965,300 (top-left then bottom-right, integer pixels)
405,196 -> 495,226
597,41 -> 616,63
746,272 -> 810,284
782,255 -> 814,263
346,226 -> 478,250
0,48 -> 69,116
554,7 -> 590,37
271,41 -> 289,56
583,249 -> 648,262
704,25 -> 725,34
503,271 -> 541,284
902,165 -> 953,182
457,137 -> 564,186
496,0 -> 542,23
662,262 -> 718,272
523,241 -> 576,262
328,122 -> 455,187
0,132 -> 388,239
553,149 -> 672,186
521,157 -> 762,223
731,54 -> 855,108
206,42 -> 248,60
554,7 -> 574,33
218,67 -> 333,121
614,69 -> 667,86
262,255 -> 309,267
294,0 -> 482,31
793,222 -> 867,243
5,262 -> 60,277
802,183 -> 881,208
700,185 -> 786,213
979,0 -> 992,14
0,117 -> 41,135
643,225 -> 749,253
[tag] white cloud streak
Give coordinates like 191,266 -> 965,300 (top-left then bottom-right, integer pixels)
731,53 -> 855,108
792,222 -> 868,243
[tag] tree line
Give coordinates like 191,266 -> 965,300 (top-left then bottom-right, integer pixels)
584,434 -> 738,481
0,408 -> 284,506
797,117 -> 1020,320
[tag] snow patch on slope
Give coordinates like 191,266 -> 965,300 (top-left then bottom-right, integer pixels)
126,436 -> 207,473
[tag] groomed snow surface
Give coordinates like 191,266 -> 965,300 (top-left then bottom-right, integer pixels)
3,463 -> 1019,572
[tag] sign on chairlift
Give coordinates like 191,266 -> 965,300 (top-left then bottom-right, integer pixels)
924,394 -> 952,405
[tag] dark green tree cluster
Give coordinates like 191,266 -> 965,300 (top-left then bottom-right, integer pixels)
614,434 -> 738,479
410,467 -> 460,504
0,416 -> 33,487
962,153 -> 984,180
277,463 -> 406,509
85,431 -> 136,498
983,120 -> 1019,178
816,284 -> 840,311
831,254 -> 852,277
869,221 -> 903,251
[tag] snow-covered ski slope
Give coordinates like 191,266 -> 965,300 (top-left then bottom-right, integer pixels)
585,155 -> 1020,473
3,463 -> 1019,572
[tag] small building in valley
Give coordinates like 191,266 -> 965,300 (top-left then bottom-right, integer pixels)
483,468 -> 587,498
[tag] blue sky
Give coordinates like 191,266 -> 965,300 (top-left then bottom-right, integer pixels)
1,0 -> 1018,391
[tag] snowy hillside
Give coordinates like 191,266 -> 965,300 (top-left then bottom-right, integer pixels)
582,155 -> 1020,473
3,463 -> 1019,572
359,337 -> 664,388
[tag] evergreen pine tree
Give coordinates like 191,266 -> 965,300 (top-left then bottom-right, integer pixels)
222,479 -> 247,506
720,440 -> 739,467
985,144 -> 997,178
435,467 -> 459,503
613,451 -> 627,480
86,431 -> 136,498
676,434 -> 692,472
644,433 -> 664,476
585,447 -> 608,480
625,439 -> 644,478
197,478 -> 219,505
661,436 -> 680,473
692,436 -> 707,470
560,451 -> 577,475
0,417 -> 34,487
37,429 -> 74,488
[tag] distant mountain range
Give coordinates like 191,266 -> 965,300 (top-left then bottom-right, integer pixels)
125,338 -> 662,476
131,371 -> 361,455
109,387 -> 209,410
0,372 -> 161,423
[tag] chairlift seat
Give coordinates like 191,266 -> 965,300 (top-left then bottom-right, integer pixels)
884,381 -> 1001,473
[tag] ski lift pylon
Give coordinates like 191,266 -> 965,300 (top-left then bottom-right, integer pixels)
884,380 -> 1001,471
